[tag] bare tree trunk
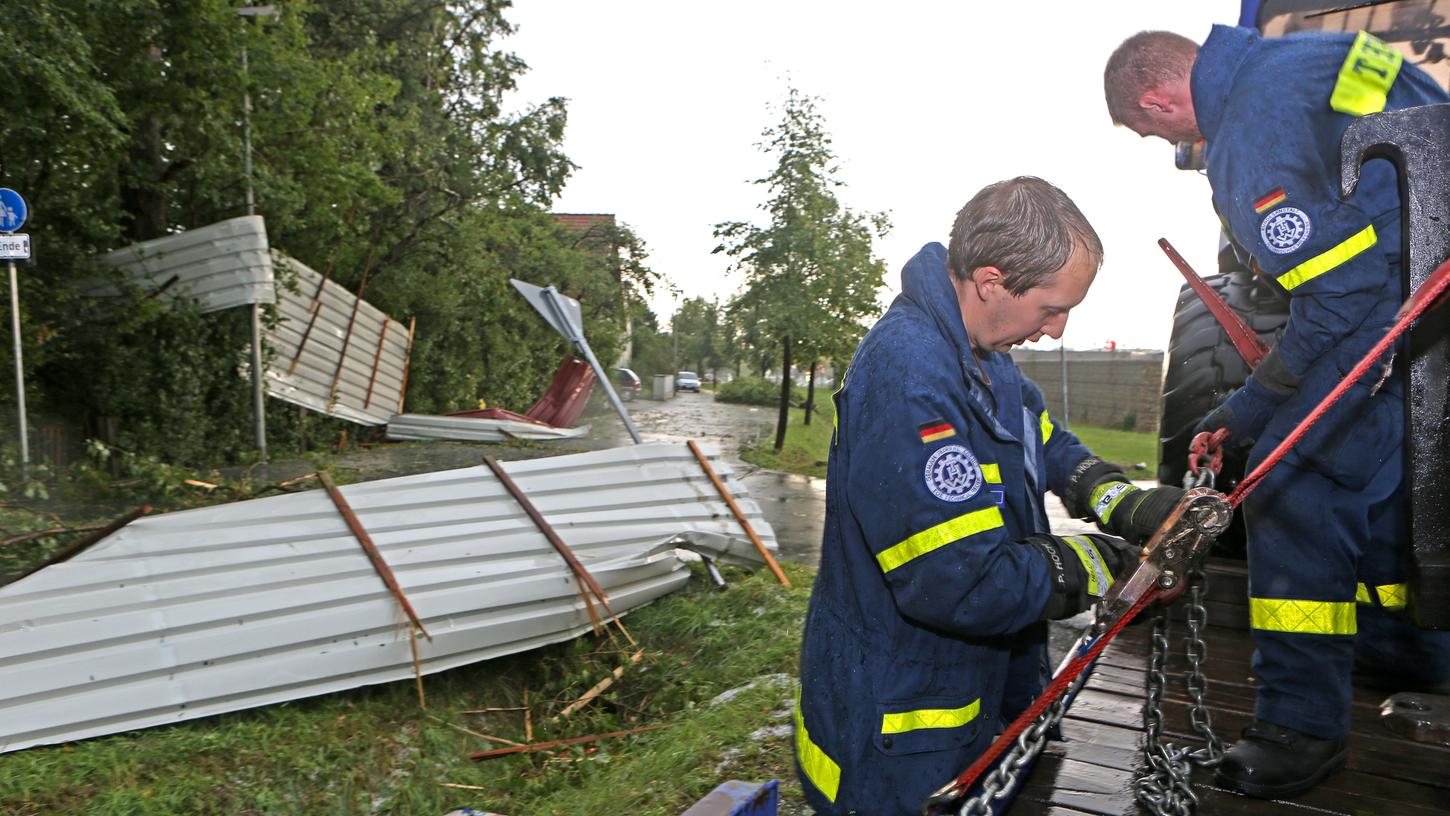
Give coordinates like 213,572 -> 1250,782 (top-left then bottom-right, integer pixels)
774,335 -> 793,451
803,359 -> 817,426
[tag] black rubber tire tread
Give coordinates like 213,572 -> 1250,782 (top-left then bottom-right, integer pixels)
1157,251 -> 1289,557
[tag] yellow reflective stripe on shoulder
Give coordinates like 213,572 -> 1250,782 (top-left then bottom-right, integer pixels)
876,506 -> 1006,574
1250,597 -> 1357,635
1356,582 -> 1407,610
1276,225 -> 1377,290
1331,30 -> 1403,116
795,694 -> 841,803
1040,410 -> 1054,444
980,463 -> 1002,484
881,698 -> 981,735
1064,535 -> 1113,597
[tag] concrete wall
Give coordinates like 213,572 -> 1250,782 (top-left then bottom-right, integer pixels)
1009,350 -> 1163,434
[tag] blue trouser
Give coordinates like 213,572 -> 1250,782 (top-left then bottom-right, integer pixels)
1244,422 -> 1450,739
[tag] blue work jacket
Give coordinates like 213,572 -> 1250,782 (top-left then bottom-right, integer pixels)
1194,25 -> 1449,485
795,243 -> 1094,814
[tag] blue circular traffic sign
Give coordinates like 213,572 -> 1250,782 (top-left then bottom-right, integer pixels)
0,188 -> 28,233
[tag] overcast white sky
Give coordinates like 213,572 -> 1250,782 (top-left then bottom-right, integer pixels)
504,1 -> 1243,351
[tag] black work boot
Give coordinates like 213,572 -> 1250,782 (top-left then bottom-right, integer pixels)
1214,720 -> 1348,799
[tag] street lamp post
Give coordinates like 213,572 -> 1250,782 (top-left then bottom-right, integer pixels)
238,5 -> 276,461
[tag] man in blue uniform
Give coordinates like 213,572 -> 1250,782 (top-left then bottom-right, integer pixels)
1105,26 -> 1450,798
796,177 -> 1194,814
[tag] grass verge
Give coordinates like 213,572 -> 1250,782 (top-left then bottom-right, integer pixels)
0,562 -> 813,816
740,401 -> 1158,483
738,402 -> 835,479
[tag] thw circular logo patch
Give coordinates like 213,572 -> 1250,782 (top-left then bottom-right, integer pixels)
1260,206 -> 1312,255
923,444 -> 983,503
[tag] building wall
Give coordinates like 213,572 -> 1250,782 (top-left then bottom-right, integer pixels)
1009,350 -> 1164,434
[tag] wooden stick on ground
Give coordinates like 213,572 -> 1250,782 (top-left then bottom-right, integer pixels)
560,649 -> 645,718
467,724 -> 669,761
685,440 -> 790,586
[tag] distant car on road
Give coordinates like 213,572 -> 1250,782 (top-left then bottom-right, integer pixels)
675,371 -> 701,392
613,367 -> 641,401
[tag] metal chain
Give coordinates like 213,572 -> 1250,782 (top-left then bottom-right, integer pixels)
1133,566 -> 1222,816
951,610 -> 1109,816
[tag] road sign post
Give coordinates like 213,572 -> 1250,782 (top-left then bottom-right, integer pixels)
510,278 -> 642,444
0,188 -> 31,480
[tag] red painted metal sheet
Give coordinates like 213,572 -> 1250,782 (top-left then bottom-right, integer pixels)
526,357 -> 596,428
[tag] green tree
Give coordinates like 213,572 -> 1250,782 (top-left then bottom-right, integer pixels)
714,88 -> 888,449
671,297 -> 720,377
0,1 -> 638,468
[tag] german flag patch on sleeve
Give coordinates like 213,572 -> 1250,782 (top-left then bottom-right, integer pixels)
1253,186 -> 1287,214
918,418 -> 956,443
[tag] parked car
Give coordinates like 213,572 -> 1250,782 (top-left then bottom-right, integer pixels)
613,367 -> 641,401
676,371 -> 701,392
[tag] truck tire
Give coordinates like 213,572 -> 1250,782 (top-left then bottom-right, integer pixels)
1157,251 -> 1289,556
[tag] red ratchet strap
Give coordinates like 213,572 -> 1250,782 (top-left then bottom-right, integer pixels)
1160,239 -> 1271,369
933,254 -> 1450,810
1228,253 -> 1450,509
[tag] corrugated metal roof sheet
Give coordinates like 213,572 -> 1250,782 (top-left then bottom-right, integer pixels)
386,413 -> 589,442
94,216 -> 276,313
0,443 -> 776,753
264,254 -> 410,426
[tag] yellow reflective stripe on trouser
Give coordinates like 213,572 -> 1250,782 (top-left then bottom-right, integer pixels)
795,694 -> 841,802
1064,535 -> 1113,597
876,506 -> 1005,573
1250,598 -> 1357,635
1356,582 -> 1408,610
881,698 -> 981,735
980,463 -> 1002,483
1276,225 -> 1377,291
1331,30 -> 1403,116
1040,411 -> 1054,444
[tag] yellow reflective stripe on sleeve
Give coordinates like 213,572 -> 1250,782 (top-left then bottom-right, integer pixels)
795,694 -> 841,803
1356,582 -> 1408,610
980,463 -> 1002,484
1064,535 -> 1113,597
876,506 -> 1006,574
1250,598 -> 1357,635
1040,410 -> 1054,444
1331,31 -> 1403,116
881,698 -> 981,735
1276,225 -> 1377,290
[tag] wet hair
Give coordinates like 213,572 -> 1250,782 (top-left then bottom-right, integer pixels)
1104,30 -> 1199,127
947,176 -> 1103,295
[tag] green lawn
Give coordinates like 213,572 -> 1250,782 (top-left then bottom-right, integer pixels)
739,401 -> 836,479
0,564 -> 814,816
742,402 -> 1158,482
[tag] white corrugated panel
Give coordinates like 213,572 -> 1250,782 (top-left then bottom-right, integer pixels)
265,254 -> 409,426
93,216 -> 276,313
386,414 -> 589,442
0,443 -> 776,753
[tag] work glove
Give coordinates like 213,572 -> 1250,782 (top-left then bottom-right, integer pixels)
1064,456 -> 1186,544
1024,533 -> 1142,620
1087,482 -> 1187,545
1196,349 -> 1301,445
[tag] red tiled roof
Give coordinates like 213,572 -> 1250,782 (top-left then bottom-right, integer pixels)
550,213 -> 616,235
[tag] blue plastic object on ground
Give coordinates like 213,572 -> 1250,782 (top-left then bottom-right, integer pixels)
679,780 -> 780,816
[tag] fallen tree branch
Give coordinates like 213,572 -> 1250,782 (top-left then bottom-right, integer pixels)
0,523 -> 108,549
560,649 -> 644,718
467,724 -> 669,761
